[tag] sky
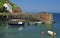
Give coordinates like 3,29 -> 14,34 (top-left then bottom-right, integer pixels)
10,0 -> 60,13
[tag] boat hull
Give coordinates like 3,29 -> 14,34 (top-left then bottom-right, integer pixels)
8,23 -> 24,28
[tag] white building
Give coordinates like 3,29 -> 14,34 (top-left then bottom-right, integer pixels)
3,3 -> 12,13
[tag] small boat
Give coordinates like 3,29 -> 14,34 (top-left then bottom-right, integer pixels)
48,31 -> 56,36
8,22 -> 24,28
34,21 -> 42,24
8,19 -> 25,28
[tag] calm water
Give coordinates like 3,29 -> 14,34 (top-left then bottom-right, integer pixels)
53,13 -> 60,38
0,13 -> 60,38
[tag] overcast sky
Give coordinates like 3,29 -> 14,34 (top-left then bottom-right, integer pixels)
10,0 -> 60,13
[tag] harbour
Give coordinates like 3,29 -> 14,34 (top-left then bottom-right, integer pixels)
0,22 -> 53,38
0,18 -> 55,38
0,0 -> 59,38
0,12 -> 56,38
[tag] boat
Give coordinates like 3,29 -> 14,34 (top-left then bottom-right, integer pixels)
48,31 -> 56,36
8,19 -> 25,28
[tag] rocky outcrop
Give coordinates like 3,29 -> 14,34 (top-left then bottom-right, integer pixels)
38,12 -> 54,24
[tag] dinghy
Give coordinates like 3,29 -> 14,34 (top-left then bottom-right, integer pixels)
8,19 -> 25,28
48,31 -> 56,36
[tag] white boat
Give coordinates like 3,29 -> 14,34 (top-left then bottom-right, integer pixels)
8,19 -> 25,27
48,31 -> 56,36
34,21 -> 42,24
18,22 -> 23,24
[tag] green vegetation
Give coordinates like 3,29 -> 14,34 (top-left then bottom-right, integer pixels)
0,0 -> 23,13
0,0 -> 12,8
0,0 -> 9,8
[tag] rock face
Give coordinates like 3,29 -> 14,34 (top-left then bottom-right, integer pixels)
0,0 -> 23,13
38,12 -> 54,24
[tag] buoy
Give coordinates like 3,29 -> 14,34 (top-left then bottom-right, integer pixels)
42,32 -> 44,38
48,31 -> 56,36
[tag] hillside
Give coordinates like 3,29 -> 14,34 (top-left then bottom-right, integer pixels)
0,0 -> 23,13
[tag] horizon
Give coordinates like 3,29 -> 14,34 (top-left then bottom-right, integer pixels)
10,0 -> 60,13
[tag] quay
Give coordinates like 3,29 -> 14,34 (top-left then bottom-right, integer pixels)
0,12 -> 54,25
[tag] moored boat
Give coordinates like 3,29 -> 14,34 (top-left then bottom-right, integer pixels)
8,19 -> 25,28
48,31 -> 56,36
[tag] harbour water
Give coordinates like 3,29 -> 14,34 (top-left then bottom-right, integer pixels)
0,13 -> 60,38
53,13 -> 60,38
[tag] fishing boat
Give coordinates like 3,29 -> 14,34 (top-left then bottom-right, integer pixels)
8,19 -> 25,27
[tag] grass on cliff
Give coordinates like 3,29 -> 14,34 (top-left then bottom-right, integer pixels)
0,0 -> 22,11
